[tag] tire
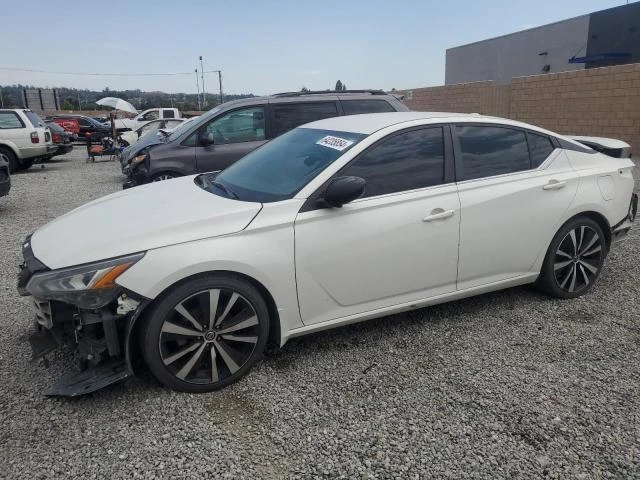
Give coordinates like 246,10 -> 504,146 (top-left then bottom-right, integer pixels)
536,216 -> 606,299
141,274 -> 270,393
150,172 -> 180,182
0,147 -> 19,174
19,158 -> 34,170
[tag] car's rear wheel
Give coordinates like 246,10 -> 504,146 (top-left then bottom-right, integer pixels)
537,216 -> 606,299
141,274 -> 270,392
0,147 -> 19,173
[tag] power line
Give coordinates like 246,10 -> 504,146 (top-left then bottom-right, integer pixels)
0,67 -> 222,77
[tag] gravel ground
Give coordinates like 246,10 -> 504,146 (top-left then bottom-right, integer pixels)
0,149 -> 639,479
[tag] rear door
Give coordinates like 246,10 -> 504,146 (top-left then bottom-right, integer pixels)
193,105 -> 267,173
0,111 -> 27,149
453,124 -> 577,290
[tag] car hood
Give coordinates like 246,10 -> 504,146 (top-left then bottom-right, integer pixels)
122,134 -> 165,162
31,176 -> 262,269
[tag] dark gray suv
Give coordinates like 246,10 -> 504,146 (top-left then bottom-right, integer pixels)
123,90 -> 408,187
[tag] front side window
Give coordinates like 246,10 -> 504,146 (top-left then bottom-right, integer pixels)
272,102 -> 338,137
456,126 -> 530,181
527,132 -> 555,167
203,106 -> 265,145
0,112 -> 24,129
340,127 -> 445,198
342,100 -> 396,115
78,118 -> 91,128
207,128 -> 366,202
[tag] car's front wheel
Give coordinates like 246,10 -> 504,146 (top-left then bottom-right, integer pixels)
150,172 -> 179,182
141,274 -> 270,392
537,216 -> 606,299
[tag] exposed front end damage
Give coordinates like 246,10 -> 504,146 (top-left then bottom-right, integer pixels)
18,236 -> 149,396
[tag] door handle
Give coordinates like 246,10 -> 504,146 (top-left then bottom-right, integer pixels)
543,180 -> 567,190
423,208 -> 455,222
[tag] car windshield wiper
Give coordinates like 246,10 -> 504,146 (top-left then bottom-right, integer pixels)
211,180 -> 238,199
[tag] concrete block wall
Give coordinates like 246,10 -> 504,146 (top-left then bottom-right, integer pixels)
398,63 -> 640,155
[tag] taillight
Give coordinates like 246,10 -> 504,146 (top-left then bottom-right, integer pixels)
52,133 -> 62,143
30,132 -> 39,144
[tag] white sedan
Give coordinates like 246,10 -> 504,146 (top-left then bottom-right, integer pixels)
118,118 -> 187,147
19,112 -> 637,395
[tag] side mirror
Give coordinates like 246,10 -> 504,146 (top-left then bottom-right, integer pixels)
321,176 -> 365,208
199,131 -> 215,147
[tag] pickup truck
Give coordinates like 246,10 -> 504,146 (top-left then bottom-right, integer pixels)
106,108 -> 182,132
0,109 -> 55,172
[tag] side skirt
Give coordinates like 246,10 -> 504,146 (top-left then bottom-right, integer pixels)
282,273 -> 539,344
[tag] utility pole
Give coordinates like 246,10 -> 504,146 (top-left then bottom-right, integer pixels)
0,87 -> 4,108
77,91 -> 82,110
199,56 -> 206,107
195,69 -> 201,110
218,71 -> 223,104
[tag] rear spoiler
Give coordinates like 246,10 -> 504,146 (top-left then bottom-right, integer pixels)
568,136 -> 632,159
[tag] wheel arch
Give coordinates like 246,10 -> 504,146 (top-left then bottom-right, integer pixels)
574,211 -> 612,252
0,142 -> 20,159
125,270 -> 282,371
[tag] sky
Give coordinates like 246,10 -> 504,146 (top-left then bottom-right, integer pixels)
0,0 -> 626,96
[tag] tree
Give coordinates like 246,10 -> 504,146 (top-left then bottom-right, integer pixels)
335,80 -> 343,91
301,86 -> 310,92
61,100 -> 75,110
342,83 -> 347,91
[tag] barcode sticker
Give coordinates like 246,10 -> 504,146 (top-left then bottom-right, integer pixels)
316,135 -> 354,151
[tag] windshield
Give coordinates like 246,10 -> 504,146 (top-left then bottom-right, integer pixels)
202,128 -> 366,203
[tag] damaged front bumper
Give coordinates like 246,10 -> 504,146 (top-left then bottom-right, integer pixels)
18,236 -> 149,396
26,295 -> 148,396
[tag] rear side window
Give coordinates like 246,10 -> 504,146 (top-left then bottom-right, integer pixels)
163,109 -> 176,119
272,102 -> 338,137
0,112 -> 25,129
527,132 -> 555,167
24,111 -> 45,128
342,100 -> 396,115
456,126 -> 530,181
340,127 -> 445,198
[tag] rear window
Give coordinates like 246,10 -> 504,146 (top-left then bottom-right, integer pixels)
163,109 -> 176,119
46,122 -> 65,133
527,132 -> 555,167
342,99 -> 396,115
24,111 -> 45,128
0,112 -> 25,129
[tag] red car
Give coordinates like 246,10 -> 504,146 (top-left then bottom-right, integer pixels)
50,117 -> 80,135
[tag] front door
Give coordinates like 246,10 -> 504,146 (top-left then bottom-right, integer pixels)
195,106 -> 267,173
294,126 -> 460,325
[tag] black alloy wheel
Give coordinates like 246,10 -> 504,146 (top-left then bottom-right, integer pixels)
142,275 -> 269,392
537,216 -> 606,299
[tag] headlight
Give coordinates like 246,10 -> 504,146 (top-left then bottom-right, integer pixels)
132,153 -> 148,166
26,253 -> 144,309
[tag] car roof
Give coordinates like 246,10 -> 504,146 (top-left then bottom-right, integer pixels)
300,112 -> 482,134
302,112 -> 562,135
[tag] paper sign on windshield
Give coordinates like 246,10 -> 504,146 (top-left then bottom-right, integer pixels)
316,135 -> 354,151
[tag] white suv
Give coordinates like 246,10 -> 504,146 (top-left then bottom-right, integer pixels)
0,109 -> 55,172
